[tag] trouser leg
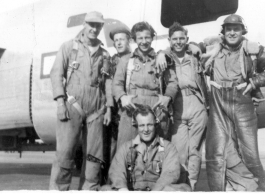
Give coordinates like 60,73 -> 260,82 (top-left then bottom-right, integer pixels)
79,115 -> 104,190
49,103 -> 83,191
171,119 -> 190,185
188,109 -> 207,190
226,162 -> 258,191
234,89 -> 265,190
162,183 -> 192,191
117,113 -> 137,148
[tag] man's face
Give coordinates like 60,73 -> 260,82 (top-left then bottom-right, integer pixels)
169,31 -> 188,53
136,113 -> 156,144
83,22 -> 103,40
113,33 -> 130,54
135,30 -> 153,54
224,24 -> 243,47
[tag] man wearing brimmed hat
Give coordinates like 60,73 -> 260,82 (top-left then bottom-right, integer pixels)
49,11 -> 113,190
199,14 -> 265,191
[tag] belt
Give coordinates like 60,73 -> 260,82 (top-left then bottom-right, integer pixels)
210,81 -> 247,90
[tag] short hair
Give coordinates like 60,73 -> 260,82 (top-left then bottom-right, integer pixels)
132,104 -> 156,124
168,22 -> 188,38
131,22 -> 156,41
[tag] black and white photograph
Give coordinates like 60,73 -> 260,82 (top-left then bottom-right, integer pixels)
0,0 -> 265,192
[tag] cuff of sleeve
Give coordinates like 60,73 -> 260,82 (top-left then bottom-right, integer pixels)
106,98 -> 114,107
52,87 -> 65,100
164,91 -> 176,102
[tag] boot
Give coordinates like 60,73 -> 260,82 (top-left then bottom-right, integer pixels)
206,159 -> 226,191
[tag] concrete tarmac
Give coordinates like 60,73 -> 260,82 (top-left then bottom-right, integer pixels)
1,129 -> 265,191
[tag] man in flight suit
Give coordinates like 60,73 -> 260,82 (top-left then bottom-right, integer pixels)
107,25 -> 131,160
112,22 -> 178,148
102,104 -> 191,191
49,11 -> 113,191
156,22 -> 208,190
202,14 -> 265,191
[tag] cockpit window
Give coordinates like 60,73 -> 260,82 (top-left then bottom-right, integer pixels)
67,13 -> 86,28
161,0 -> 238,28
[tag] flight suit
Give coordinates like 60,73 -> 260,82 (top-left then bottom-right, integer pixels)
161,47 -> 208,190
203,40 -> 265,191
112,48 -> 178,148
106,135 -> 191,191
49,32 -> 113,191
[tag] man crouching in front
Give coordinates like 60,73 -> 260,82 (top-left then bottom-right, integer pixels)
101,104 -> 191,191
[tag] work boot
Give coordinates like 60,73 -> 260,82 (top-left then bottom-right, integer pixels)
206,159 -> 226,191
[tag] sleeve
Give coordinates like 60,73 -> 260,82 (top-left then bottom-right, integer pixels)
164,66 -> 178,100
252,45 -> 265,88
108,143 -> 129,190
50,41 -> 71,100
112,57 -> 129,102
152,143 -> 181,191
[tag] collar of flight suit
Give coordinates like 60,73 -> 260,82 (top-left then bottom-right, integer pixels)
131,48 -> 156,62
169,45 -> 193,65
74,29 -> 103,55
218,39 -> 244,58
132,135 -> 164,151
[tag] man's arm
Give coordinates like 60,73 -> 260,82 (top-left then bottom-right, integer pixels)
50,42 -> 71,100
108,143 -> 129,190
152,143 -> 181,191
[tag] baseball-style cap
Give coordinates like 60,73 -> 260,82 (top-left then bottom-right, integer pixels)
85,11 -> 104,23
109,25 -> 131,40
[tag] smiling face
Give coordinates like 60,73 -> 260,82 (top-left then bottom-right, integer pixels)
113,33 -> 130,54
136,113 -> 156,145
224,24 -> 243,48
83,22 -> 103,40
135,30 -> 153,54
169,30 -> 188,56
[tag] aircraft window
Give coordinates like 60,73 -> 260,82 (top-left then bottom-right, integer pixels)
40,52 -> 57,79
67,13 -> 86,28
0,48 -> 5,60
161,0 -> 238,27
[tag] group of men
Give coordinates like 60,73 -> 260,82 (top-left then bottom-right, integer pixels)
49,10 -> 265,191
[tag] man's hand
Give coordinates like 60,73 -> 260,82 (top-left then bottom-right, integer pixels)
243,83 -> 253,96
57,98 -> 70,121
152,95 -> 171,110
120,94 -> 137,109
156,52 -> 167,72
252,97 -> 265,107
103,107 -> 111,126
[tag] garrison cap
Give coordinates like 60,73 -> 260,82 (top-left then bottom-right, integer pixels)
109,25 -> 131,41
85,11 -> 104,23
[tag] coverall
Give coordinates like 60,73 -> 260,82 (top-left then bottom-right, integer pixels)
161,47 -> 208,190
112,48 -> 178,148
204,40 -> 265,191
49,32 -> 113,190
106,135 -> 191,191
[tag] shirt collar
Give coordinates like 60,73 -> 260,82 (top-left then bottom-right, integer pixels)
75,29 -> 102,47
131,48 -> 156,62
132,134 -> 162,148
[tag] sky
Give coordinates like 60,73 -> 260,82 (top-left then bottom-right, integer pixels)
0,0 -> 39,13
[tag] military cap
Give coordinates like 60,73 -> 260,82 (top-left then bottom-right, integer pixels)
221,14 -> 247,35
109,25 -> 131,41
85,11 -> 104,23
